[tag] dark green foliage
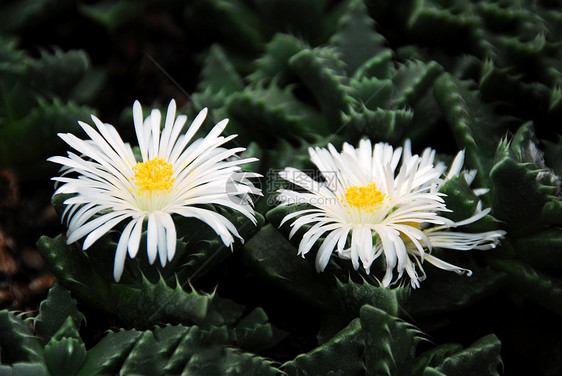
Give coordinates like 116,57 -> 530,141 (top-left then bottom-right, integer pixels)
36,234 -> 269,330
391,60 -> 443,107
77,329 -> 142,376
408,258 -> 507,316
510,228 -> 562,268
434,73 -> 505,189
429,334 -> 502,376
0,312 -> 45,366
0,0 -> 74,33
361,305 -> 420,376
490,136 -> 554,235
0,284 -> 282,375
439,176 -> 499,232
81,325 -> 280,376
3,0 -> 562,373
329,0 -> 388,74
343,106 -> 413,143
241,224 -> 335,311
249,33 -> 308,86
492,258 -> 562,316
197,44 -> 243,96
334,277 -> 409,317
290,47 -> 354,126
283,318 -> 364,376
44,336 -> 86,376
34,281 -> 84,346
110,275 -> 211,327
0,37 -> 97,181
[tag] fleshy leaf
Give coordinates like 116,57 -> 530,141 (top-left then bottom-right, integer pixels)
329,0 -> 388,74
249,33 -> 307,86
290,47 -> 353,127
434,73 -> 505,189
391,60 -> 443,107
353,50 -> 393,80
37,235 -> 112,310
334,277 -> 409,318
408,257 -> 507,316
439,175 -> 499,232
78,0 -> 146,30
198,44 -> 243,95
226,84 -> 327,143
412,343 -> 464,376
0,99 -> 93,179
343,106 -> 412,143
34,281 -> 84,346
240,224 -> 334,311
490,156 -> 548,235
77,329 -> 143,376
110,275 -> 211,328
0,312 -> 45,366
432,334 -> 502,376
360,305 -> 420,376
44,337 -> 86,376
511,229 -> 562,268
350,77 -> 392,110
232,307 -> 286,352
492,258 -> 562,316
283,318 -> 364,376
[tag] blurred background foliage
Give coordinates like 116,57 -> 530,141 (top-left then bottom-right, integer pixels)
1,0 -> 561,375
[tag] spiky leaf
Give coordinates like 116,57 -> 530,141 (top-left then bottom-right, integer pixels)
290,47 -> 353,127
44,337 -> 86,376
110,276 -> 210,328
283,318 -> 364,376
492,258 -> 562,316
391,60 -> 443,107
334,277 -> 409,317
432,334 -> 502,376
360,305 -> 419,376
435,74 -> 505,189
330,0 -> 388,74
77,330 -> 143,376
34,281 -> 84,346
249,33 -> 307,86
198,44 -> 243,95
0,312 -> 45,366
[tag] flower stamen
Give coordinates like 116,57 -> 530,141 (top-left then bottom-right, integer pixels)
342,183 -> 386,213
132,158 -> 175,197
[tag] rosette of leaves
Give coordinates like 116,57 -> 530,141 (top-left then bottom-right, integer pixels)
0,282 -> 282,375
0,36 -> 103,181
0,281 -> 502,376
369,0 -> 562,133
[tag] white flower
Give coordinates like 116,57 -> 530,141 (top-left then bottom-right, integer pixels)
276,139 -> 505,288
49,100 -> 260,281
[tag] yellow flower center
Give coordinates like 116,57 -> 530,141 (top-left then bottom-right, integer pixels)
343,183 -> 386,213
132,158 -> 175,198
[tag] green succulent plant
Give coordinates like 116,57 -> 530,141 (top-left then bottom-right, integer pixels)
1,0 -> 561,374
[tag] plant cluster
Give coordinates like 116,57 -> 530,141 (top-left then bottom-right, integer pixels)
0,0 -> 561,375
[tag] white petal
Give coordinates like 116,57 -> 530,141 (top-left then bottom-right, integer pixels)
82,213 -> 129,250
147,213 -> 158,264
156,213 -> 167,267
114,219 -> 137,282
128,217 -> 144,258
425,254 -> 472,276
315,228 -> 345,272
158,212 -> 177,261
